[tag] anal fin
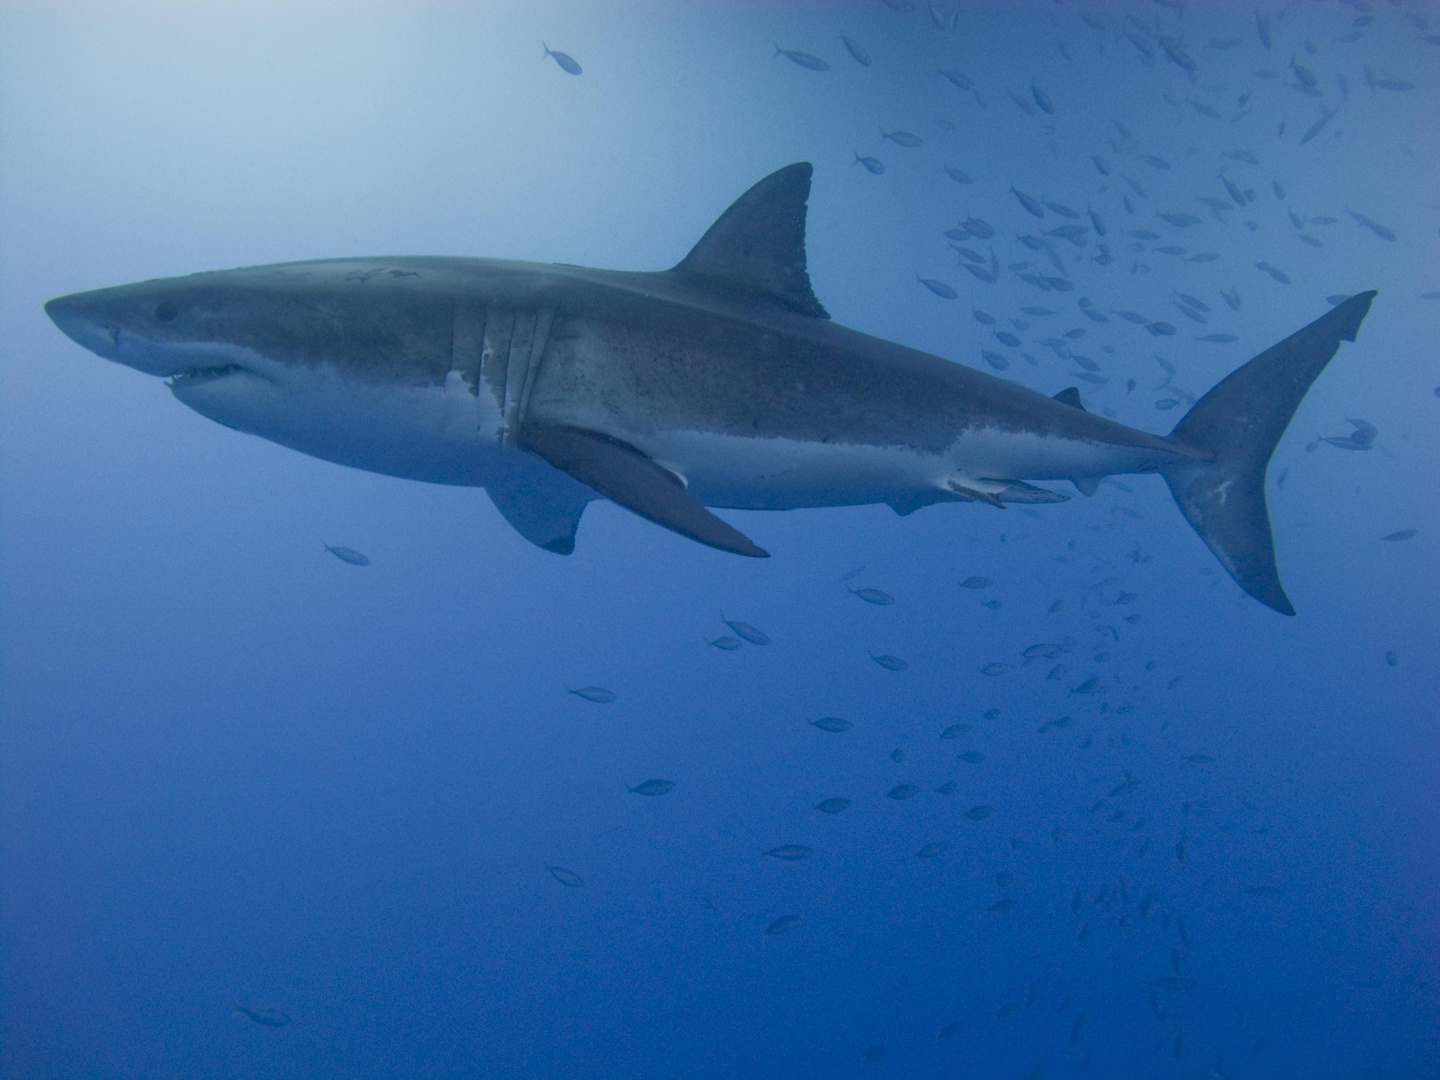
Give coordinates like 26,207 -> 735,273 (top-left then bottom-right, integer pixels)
518,424 -> 769,558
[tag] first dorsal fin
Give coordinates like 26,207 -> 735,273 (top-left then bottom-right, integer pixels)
672,162 -> 829,319
1053,386 -> 1085,410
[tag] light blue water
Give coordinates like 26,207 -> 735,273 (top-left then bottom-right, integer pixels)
2,3 -> 1436,1077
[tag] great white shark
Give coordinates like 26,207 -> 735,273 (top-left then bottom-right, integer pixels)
45,162 -> 1374,614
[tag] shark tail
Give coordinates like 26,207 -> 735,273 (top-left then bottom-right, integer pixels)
1159,291 -> 1375,615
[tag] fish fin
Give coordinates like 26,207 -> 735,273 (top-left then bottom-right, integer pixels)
672,162 -> 830,319
519,423 -> 769,558
1072,477 -> 1100,497
946,480 -> 1007,508
989,479 -> 1069,504
485,467 -> 595,555
886,490 -> 961,516
1053,386 -> 1086,410
1161,291 -> 1376,614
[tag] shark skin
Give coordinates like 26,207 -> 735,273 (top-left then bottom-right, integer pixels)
44,163 -> 1375,612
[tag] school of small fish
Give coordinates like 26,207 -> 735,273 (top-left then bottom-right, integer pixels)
289,5 -> 1428,1068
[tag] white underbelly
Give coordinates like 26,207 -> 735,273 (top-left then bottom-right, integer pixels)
634,425 -> 1163,510
173,364 -> 511,486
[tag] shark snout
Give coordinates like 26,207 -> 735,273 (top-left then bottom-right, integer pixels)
45,291 -> 122,361
45,287 -> 187,378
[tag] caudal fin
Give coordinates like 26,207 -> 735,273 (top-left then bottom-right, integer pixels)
1161,291 -> 1376,615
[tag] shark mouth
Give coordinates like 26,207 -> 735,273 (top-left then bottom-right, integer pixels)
166,364 -> 249,387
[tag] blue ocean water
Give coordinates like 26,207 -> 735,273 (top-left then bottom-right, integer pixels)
1,2 -> 1436,1077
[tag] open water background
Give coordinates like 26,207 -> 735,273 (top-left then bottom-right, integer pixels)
2,2 -> 1436,1077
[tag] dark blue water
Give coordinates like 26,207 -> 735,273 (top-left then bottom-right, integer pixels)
2,3 -> 1436,1077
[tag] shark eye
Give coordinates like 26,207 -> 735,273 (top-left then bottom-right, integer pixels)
155,301 -> 178,322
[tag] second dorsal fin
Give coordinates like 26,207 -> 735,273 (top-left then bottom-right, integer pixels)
1053,386 -> 1085,410
672,162 -> 829,319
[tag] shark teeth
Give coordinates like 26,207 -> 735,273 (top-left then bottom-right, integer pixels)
166,364 -> 246,387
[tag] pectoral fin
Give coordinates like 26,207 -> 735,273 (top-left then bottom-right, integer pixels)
486,469 -> 594,555
518,424 -> 769,558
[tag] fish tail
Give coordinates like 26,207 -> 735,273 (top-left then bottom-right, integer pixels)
1158,291 -> 1376,614
542,41 -> 549,58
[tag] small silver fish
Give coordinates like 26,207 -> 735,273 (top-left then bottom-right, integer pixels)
1347,209 -> 1397,241
234,1005 -> 290,1027
840,34 -> 871,66
963,216 -> 996,239
542,42 -> 582,75
763,844 -> 813,860
1012,185 -> 1045,218
848,585 -> 896,604
323,542 -> 370,565
568,686 -> 616,703
628,778 -> 675,796
1299,109 -> 1335,145
547,865 -> 584,887
882,129 -> 923,147
774,45 -> 829,71
723,618 -> 770,645
918,276 -> 957,299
